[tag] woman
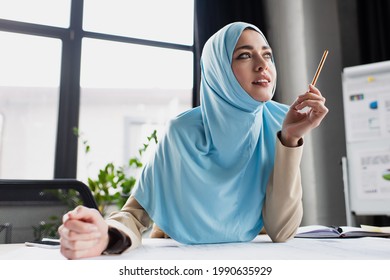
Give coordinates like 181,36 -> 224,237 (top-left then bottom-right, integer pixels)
58,22 -> 328,259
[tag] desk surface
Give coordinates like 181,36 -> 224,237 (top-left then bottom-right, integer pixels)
1,235 -> 390,260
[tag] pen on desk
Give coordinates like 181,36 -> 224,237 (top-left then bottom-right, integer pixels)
311,50 -> 329,86
330,225 -> 343,233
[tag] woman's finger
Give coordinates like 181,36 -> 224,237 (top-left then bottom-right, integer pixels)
60,247 -> 90,260
67,205 -> 102,223
60,236 -> 100,251
59,225 -> 101,241
63,218 -> 99,234
308,84 -> 321,96
295,99 -> 326,111
296,92 -> 325,102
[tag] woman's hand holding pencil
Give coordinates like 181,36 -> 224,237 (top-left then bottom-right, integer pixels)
280,50 -> 330,147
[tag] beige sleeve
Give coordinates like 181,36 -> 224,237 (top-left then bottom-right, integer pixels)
105,196 -> 151,252
262,133 -> 304,242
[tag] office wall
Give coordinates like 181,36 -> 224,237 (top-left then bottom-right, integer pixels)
264,0 -> 347,225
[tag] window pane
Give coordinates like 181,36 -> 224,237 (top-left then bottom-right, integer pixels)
83,0 -> 194,46
77,38 -> 192,181
80,38 -> 193,89
0,0 -> 71,27
0,31 -> 61,87
0,32 -> 61,179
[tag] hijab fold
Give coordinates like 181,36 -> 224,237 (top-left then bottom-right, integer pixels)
133,22 -> 289,244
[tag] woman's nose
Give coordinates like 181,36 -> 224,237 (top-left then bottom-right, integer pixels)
255,56 -> 268,72
257,65 -> 268,71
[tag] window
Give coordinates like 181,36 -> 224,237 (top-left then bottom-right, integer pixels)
0,31 -> 62,178
77,1 -> 194,181
0,1 -> 194,180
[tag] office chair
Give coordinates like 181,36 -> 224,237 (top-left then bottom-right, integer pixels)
0,179 -> 98,244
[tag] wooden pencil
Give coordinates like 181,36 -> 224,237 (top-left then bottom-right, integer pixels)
311,50 -> 329,86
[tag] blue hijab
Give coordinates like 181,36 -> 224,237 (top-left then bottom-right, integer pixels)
133,22 -> 289,244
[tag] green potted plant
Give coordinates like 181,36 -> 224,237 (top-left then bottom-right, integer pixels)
74,128 -> 158,216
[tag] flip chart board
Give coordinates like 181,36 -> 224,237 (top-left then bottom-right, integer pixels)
342,60 -> 390,216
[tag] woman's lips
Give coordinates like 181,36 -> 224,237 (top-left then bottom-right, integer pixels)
252,79 -> 271,86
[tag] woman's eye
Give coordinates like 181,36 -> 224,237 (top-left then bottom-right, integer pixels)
264,52 -> 273,60
237,53 -> 251,59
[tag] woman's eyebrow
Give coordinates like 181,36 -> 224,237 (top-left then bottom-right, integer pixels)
233,45 -> 272,53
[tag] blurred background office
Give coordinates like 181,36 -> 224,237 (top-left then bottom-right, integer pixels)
0,0 -> 389,227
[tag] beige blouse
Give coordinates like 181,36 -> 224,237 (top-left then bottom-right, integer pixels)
105,134 -> 303,253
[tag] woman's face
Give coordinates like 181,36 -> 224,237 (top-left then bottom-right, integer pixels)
231,29 -> 276,102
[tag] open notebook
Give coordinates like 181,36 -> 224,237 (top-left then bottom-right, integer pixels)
295,225 -> 390,238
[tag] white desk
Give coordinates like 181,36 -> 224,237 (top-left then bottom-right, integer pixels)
1,234 -> 390,260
